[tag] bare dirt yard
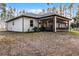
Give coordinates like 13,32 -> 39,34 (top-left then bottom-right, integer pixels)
0,31 -> 79,56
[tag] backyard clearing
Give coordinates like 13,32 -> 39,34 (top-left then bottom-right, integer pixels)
0,31 -> 79,56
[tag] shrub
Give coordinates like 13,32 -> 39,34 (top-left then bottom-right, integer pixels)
32,27 -> 46,32
71,22 -> 79,28
39,27 -> 45,31
32,27 -> 39,32
71,23 -> 76,28
76,22 -> 79,28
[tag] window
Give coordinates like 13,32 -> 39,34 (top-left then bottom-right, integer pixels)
30,20 -> 33,27
12,21 -> 14,26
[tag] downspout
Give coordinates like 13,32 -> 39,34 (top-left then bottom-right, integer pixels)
38,19 -> 40,28
6,22 -> 8,31
22,17 -> 24,32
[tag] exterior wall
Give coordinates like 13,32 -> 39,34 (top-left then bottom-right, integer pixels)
7,17 -> 38,32
0,20 -> 6,31
6,15 -> 71,32
24,17 -> 38,32
7,18 -> 22,32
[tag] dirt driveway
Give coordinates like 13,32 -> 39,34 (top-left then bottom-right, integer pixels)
0,31 -> 79,56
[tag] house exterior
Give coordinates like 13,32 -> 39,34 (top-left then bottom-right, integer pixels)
6,15 -> 38,32
0,20 -> 6,31
6,13 -> 72,32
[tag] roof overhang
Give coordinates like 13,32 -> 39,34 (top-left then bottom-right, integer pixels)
38,14 -> 72,20
6,14 -> 72,22
6,15 -> 40,22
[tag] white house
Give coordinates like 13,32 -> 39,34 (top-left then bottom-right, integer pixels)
6,15 -> 39,32
6,13 -> 72,32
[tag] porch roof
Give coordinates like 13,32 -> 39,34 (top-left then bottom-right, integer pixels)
39,14 -> 72,20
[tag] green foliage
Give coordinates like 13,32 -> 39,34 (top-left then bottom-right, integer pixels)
68,31 -> 79,36
71,23 -> 76,28
32,27 -> 46,32
0,3 -> 6,19
0,3 -> 6,9
32,27 -> 40,32
76,22 -> 79,28
71,22 -> 79,28
39,27 -> 45,31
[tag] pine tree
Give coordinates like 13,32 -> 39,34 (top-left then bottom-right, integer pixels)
68,3 -> 74,18
0,3 -> 6,20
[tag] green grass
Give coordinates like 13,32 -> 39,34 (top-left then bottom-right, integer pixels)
68,31 -> 79,36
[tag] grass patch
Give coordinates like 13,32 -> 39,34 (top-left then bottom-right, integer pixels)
68,31 -> 79,36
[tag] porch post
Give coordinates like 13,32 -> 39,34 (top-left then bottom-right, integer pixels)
68,20 -> 70,31
38,20 -> 40,28
53,16 -> 57,32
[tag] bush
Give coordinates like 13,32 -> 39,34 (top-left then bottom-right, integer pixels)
71,22 -> 79,28
39,27 -> 45,31
32,27 -> 39,32
76,22 -> 79,28
71,23 -> 76,28
32,27 -> 46,32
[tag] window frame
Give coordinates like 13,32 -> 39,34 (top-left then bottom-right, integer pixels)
30,20 -> 33,27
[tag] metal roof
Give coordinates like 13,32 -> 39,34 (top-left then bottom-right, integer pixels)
6,12 -> 72,22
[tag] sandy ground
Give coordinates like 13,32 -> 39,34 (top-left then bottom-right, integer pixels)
0,31 -> 79,56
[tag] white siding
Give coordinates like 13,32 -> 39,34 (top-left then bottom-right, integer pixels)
7,17 -> 38,32
7,18 -> 22,32
24,17 -> 38,32
0,20 -> 6,31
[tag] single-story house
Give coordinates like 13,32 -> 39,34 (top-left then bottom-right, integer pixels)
6,13 -> 72,32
